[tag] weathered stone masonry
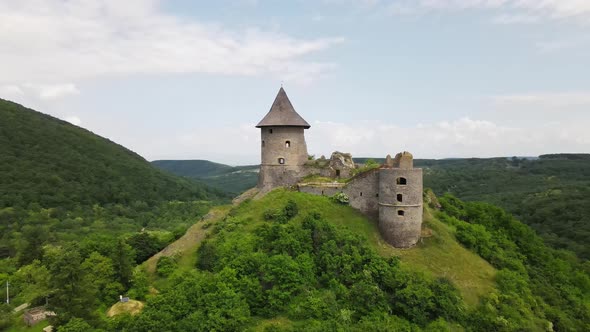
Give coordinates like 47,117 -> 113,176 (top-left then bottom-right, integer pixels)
256,87 -> 423,248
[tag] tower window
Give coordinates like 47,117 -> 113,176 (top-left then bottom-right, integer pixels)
278,158 -> 285,164
397,194 -> 403,202
360,192 -> 363,197
262,140 -> 265,147
396,177 -> 407,185
269,129 -> 273,134
398,210 -> 405,216
285,140 -> 291,148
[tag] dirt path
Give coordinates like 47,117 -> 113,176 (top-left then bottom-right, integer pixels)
144,188 -> 259,274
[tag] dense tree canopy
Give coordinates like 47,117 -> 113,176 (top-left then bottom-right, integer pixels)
0,98 -> 226,209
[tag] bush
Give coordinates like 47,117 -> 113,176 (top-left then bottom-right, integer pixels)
331,192 -> 349,205
156,256 -> 177,277
283,200 -> 299,219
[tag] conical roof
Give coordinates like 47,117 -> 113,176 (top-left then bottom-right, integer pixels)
256,87 -> 311,128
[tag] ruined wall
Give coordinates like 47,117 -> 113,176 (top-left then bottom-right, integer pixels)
329,152 -> 355,178
259,165 -> 312,191
342,169 -> 379,220
298,184 -> 342,197
262,145 -> 424,248
297,169 -> 380,220
392,151 -> 414,169
378,168 -> 423,248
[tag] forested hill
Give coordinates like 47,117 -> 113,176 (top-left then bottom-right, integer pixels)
418,155 -> 590,260
0,98 -> 225,209
0,99 -> 229,330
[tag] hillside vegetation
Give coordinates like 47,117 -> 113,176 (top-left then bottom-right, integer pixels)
111,189 -> 589,331
419,155 -> 590,260
157,155 -> 590,259
0,99 -> 224,209
0,99 -> 228,330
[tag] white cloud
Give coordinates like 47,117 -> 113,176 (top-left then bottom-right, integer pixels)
493,92 -> 590,108
138,116 -> 589,164
0,85 -> 25,98
38,84 -> 80,100
535,38 -> 590,53
491,14 -> 540,24
64,116 -> 82,126
0,83 -> 80,102
306,118 -> 590,159
381,0 -> 590,23
0,0 -> 343,87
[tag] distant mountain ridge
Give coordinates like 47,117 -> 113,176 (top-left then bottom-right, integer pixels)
152,159 -> 259,195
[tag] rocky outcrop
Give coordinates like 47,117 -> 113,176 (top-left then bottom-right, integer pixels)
329,151 -> 355,178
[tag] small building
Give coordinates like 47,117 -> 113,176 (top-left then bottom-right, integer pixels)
23,307 -> 56,326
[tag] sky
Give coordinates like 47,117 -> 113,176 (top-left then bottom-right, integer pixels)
1,0 -> 589,165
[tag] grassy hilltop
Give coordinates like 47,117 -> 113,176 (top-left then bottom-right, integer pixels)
126,189 -> 589,331
155,155 -> 590,260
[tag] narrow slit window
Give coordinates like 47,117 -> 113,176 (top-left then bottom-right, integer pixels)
398,210 -> 405,216
285,140 -> 291,148
376,193 -> 379,197
269,129 -> 273,134
360,192 -> 363,197
396,177 -> 407,185
262,140 -> 265,147
278,158 -> 285,164
397,194 -> 403,202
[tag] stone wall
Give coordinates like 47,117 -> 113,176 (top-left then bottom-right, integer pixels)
378,168 -> 423,248
298,183 -> 343,197
258,165 -> 311,192
297,168 -> 380,220
261,146 -> 424,249
342,169 -> 379,220
260,127 -> 308,166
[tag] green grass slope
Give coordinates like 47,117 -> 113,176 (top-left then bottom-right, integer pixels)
130,188 -> 589,331
135,189 -> 504,331
0,99 -> 225,209
220,189 -> 497,307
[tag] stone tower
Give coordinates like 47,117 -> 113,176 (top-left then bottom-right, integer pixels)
378,152 -> 423,247
257,87 -> 310,190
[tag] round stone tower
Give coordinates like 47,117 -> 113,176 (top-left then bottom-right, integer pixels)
256,87 -> 310,190
378,152 -> 423,248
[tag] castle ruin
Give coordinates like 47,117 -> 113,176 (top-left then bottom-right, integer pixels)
256,87 -> 423,248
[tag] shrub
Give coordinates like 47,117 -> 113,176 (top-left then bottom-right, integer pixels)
283,200 -> 299,219
156,256 -> 177,277
331,192 -> 349,205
